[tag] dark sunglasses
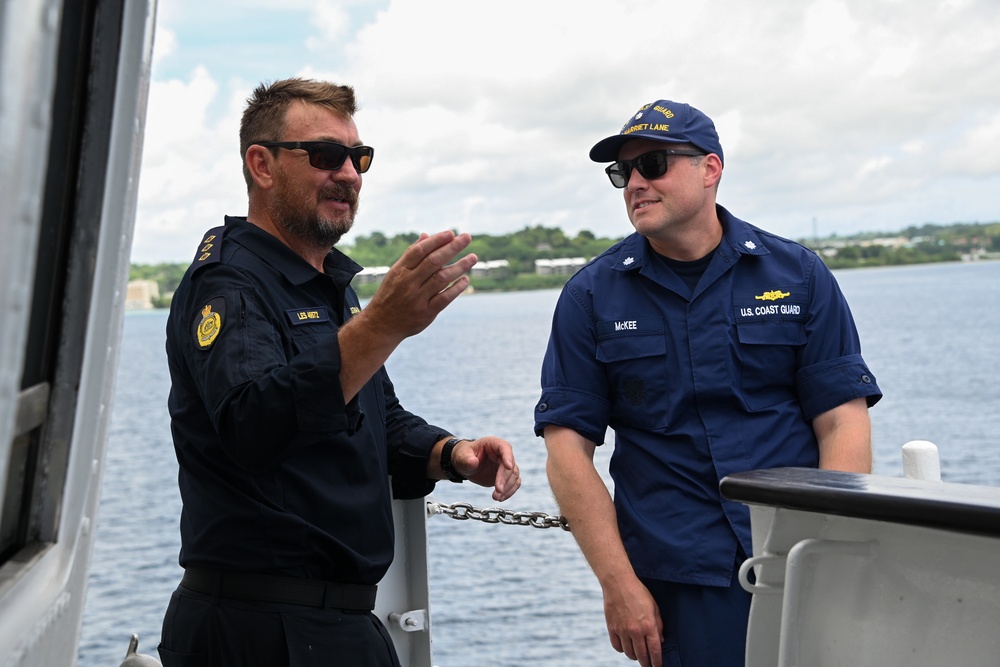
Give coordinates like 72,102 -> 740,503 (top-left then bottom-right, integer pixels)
605,149 -> 706,188
258,141 -> 375,173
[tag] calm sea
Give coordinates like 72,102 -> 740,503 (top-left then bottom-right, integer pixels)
78,260 -> 1000,666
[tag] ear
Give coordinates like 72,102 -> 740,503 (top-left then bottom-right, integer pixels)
245,144 -> 276,190
703,153 -> 723,189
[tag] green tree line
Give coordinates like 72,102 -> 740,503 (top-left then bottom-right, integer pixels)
804,221 -> 1000,269
343,226 -> 619,273
131,221 -> 1000,305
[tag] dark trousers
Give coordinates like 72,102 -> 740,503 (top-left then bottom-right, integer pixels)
158,586 -> 401,667
642,561 -> 752,667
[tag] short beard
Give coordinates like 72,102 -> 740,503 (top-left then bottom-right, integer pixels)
275,182 -> 359,250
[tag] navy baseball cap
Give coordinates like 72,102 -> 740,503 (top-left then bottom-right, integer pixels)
589,100 -> 724,165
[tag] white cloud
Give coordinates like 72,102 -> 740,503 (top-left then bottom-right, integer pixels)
131,0 -> 1000,263
947,112 -> 1000,175
151,25 -> 177,66
307,1 -> 352,46
133,67 -> 248,263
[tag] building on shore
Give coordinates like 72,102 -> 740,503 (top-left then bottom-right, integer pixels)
354,266 -> 391,285
535,257 -> 587,276
125,280 -> 159,310
471,259 -> 511,278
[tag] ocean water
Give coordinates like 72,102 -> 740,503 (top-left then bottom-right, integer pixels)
78,260 -> 1000,666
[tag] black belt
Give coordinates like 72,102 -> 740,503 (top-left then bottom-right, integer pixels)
180,567 -> 377,611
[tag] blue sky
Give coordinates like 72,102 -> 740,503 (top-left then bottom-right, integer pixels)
132,0 -> 1000,263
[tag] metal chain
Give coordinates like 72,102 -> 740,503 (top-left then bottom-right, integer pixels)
427,500 -> 571,531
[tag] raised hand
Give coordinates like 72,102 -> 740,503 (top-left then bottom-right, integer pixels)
363,230 -> 477,340
338,230 -> 476,402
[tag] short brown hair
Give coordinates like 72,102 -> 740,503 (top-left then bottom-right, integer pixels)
239,78 -> 358,190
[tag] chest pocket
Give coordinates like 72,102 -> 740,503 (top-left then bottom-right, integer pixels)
285,307 -> 339,356
735,321 -> 805,410
596,319 -> 669,431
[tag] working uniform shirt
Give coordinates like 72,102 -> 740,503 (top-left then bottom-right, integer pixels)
534,206 -> 882,586
166,216 -> 446,585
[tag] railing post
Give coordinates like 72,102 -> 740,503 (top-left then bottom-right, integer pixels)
901,440 -> 941,481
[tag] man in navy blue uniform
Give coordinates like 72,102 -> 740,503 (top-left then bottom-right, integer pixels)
158,78 -> 521,667
535,100 -> 881,667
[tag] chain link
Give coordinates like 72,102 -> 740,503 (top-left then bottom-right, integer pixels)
427,500 -> 571,531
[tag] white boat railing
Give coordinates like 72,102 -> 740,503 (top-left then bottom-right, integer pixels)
724,440 -> 1000,667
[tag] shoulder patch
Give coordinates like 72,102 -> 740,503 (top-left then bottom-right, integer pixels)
194,297 -> 225,349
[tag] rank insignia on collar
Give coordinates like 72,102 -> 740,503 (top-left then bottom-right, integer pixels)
196,299 -> 223,349
744,240 -> 757,250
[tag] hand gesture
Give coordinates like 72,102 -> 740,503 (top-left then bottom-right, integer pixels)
364,230 -> 477,341
338,230 -> 476,402
450,437 -> 521,502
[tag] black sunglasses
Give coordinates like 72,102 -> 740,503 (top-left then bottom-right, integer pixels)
258,141 -> 375,173
605,149 -> 706,188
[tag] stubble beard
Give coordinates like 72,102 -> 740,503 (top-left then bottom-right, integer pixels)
275,182 -> 359,250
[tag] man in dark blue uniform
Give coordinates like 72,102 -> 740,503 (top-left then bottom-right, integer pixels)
158,78 -> 521,667
535,100 -> 881,667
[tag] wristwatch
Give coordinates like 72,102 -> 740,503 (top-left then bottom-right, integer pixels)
441,437 -> 472,483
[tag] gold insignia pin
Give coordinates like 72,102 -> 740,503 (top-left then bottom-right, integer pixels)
755,290 -> 791,302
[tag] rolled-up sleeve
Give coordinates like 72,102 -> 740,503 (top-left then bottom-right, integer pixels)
534,284 -> 610,445
796,354 -> 881,419
795,261 -> 882,419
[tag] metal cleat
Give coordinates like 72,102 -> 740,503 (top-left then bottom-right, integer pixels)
119,634 -> 162,667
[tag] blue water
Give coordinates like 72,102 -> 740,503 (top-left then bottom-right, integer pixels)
78,260 -> 1000,666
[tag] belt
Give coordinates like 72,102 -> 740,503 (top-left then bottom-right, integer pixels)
180,567 -> 377,611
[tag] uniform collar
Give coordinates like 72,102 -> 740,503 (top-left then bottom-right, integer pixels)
610,204 -> 769,273
610,233 -> 651,273
224,216 -> 363,287
717,205 -> 770,258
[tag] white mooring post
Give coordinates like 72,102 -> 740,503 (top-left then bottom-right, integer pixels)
901,440 -> 941,481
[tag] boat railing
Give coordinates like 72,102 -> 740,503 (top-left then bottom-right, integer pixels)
722,440 -> 1000,667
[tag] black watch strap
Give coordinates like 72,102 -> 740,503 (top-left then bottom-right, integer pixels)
441,437 -> 472,483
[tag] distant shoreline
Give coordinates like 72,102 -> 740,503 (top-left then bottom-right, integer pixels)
129,221 -> 1000,308
125,255 -> 997,310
